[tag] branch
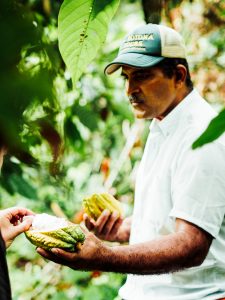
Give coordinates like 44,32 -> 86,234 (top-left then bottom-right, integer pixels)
103,120 -> 144,191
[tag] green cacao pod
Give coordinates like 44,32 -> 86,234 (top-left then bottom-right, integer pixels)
25,213 -> 85,252
82,193 -> 123,220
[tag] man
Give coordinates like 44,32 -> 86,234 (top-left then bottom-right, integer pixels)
0,147 -> 34,299
37,24 -> 225,300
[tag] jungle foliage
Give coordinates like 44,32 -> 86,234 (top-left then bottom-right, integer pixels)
0,0 -> 225,299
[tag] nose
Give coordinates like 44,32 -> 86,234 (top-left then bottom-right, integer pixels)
125,78 -> 140,96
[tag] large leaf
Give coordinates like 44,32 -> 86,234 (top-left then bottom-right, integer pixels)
0,159 -> 37,199
58,0 -> 120,86
192,109 -> 225,149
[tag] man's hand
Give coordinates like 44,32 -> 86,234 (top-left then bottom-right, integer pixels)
36,229 -> 109,271
0,207 -> 34,248
83,210 -> 131,243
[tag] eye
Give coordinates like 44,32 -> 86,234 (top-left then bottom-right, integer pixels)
121,73 -> 128,81
134,72 -> 152,81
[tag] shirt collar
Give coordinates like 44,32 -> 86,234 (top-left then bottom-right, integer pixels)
150,89 -> 198,137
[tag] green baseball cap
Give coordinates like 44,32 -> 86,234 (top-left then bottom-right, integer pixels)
104,24 -> 186,75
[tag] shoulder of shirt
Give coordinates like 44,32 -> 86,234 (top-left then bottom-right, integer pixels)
178,90 -> 217,136
186,90 -> 225,148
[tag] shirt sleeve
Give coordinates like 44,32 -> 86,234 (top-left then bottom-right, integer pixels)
170,138 -> 225,238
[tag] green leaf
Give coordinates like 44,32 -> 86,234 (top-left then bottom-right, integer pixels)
73,104 -> 99,130
192,109 -> 225,149
64,117 -> 82,142
0,159 -> 37,199
58,0 -> 120,86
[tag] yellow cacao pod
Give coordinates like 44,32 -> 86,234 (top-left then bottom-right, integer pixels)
25,213 -> 85,252
82,193 -> 123,220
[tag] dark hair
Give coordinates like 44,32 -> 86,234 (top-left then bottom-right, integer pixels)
156,58 -> 193,90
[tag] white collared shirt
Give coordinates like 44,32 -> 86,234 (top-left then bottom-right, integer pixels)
119,89 -> 225,300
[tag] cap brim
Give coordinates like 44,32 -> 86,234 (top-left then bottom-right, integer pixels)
104,53 -> 165,75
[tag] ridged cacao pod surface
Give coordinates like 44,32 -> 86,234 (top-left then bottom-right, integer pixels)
25,213 -> 85,252
82,193 -> 123,220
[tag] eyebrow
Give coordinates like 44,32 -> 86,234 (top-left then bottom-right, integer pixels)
120,69 -> 142,76
121,69 -> 152,77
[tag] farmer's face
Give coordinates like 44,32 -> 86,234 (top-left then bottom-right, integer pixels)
121,65 -> 180,120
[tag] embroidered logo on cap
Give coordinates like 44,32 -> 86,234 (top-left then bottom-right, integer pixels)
121,33 -> 155,52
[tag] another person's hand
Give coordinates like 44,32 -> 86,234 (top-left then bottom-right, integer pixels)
0,207 -> 34,248
83,211 -> 131,243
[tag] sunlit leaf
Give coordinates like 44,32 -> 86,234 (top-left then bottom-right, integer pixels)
58,0 -> 120,86
192,109 -> 225,149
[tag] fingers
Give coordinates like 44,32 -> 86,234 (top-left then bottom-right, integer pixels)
108,217 -> 123,237
83,213 -> 95,231
51,248 -> 75,260
103,211 -> 120,235
36,247 -> 76,266
8,207 -> 35,217
94,210 -> 122,240
95,210 -> 111,234
8,217 -> 33,239
82,211 -> 123,242
10,215 -> 21,226
1,207 -> 35,224
36,248 -> 65,265
16,217 -> 33,233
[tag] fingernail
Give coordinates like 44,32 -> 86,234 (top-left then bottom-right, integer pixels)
113,211 -> 118,218
51,248 -> 58,254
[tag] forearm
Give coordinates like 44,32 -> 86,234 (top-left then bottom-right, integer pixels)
98,231 -> 208,275
37,218 -> 212,274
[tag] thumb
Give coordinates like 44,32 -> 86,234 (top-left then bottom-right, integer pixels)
80,223 -> 90,234
14,218 -> 33,235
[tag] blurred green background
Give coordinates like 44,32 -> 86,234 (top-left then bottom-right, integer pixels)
0,0 -> 225,299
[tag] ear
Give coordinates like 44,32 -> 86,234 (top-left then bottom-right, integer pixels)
174,64 -> 187,87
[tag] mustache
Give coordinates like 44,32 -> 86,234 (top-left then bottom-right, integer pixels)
128,94 -> 144,104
